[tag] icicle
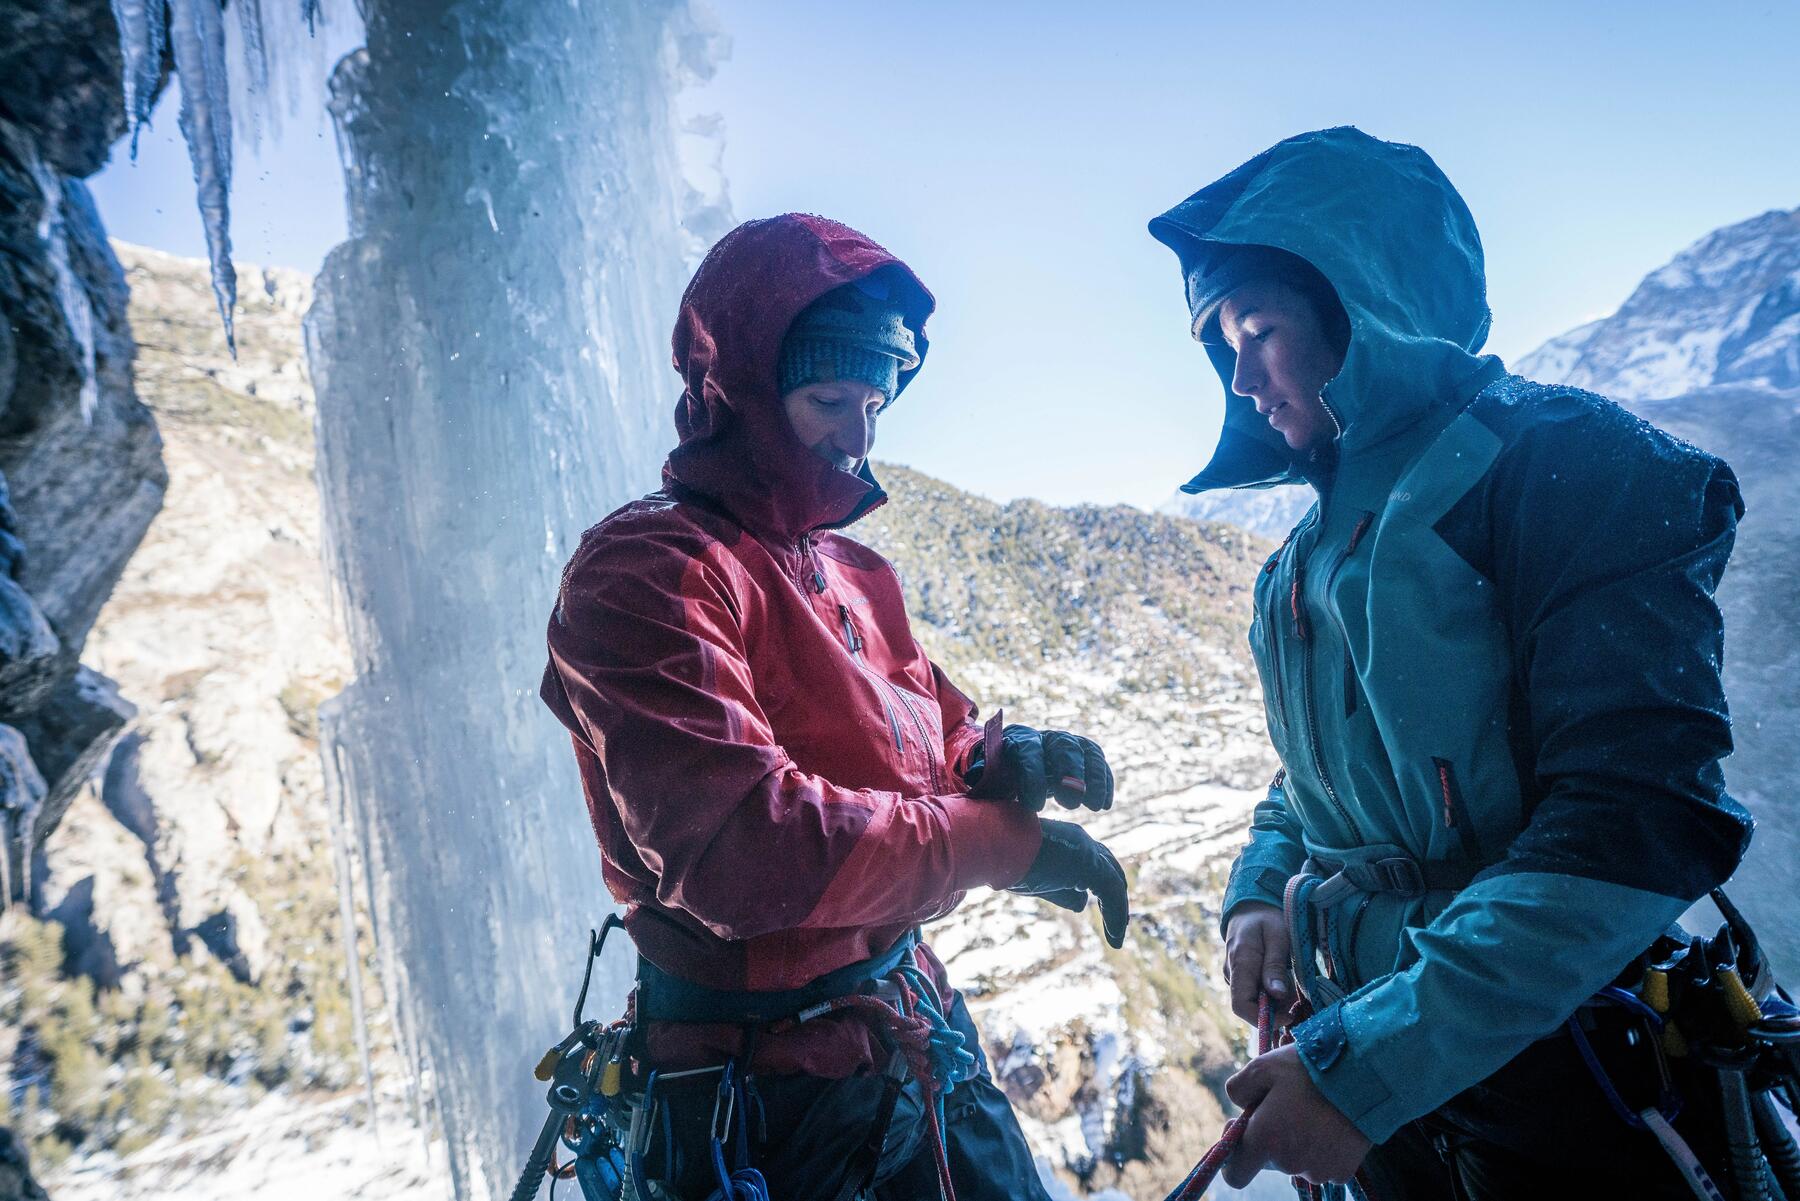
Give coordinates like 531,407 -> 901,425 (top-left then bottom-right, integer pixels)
32,167 -> 99,422
233,0 -> 271,148
167,0 -> 238,356
111,0 -> 168,157
301,0 -> 319,37
328,740 -> 379,1134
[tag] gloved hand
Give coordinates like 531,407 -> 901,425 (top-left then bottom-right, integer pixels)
966,723 -> 1114,812
1008,820 -> 1130,948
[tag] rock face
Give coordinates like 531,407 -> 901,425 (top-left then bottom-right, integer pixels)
11,244 -> 392,1194
0,3 -> 170,1193
1516,206 -> 1800,982
40,243 -> 349,991
0,0 -> 168,915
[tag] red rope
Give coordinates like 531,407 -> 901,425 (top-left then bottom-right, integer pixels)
1161,991 -> 1385,1201
1164,994 -> 1277,1201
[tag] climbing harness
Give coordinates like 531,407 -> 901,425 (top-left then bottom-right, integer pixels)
1165,868 -> 1800,1201
511,923 -> 976,1201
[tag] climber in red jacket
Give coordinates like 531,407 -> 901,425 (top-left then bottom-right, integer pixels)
540,213 -> 1129,1200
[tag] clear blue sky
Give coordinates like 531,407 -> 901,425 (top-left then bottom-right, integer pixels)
93,1 -> 1800,509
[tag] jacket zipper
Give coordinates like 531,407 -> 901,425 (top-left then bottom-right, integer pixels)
1259,528 -> 1298,729
797,534 -> 826,594
1289,512 -> 1363,843
887,679 -> 944,793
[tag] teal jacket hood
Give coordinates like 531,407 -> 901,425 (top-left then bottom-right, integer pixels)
1149,127 -> 1506,494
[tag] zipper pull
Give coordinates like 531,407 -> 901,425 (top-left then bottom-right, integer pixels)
837,604 -> 863,655
800,534 -> 826,593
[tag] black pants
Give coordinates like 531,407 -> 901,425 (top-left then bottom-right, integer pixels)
641,992 -> 1050,1201
1357,1019 -> 1704,1200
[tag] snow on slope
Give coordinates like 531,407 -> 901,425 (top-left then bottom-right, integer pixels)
1515,207 -> 1800,400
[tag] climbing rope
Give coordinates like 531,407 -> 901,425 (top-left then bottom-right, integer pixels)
1161,994 -> 1380,1201
1162,993 -> 1281,1201
782,947 -> 975,1201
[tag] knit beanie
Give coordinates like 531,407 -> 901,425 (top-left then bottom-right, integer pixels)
777,276 -> 920,402
1185,243 -> 1347,350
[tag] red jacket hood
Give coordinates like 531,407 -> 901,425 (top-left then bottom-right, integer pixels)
664,214 -> 935,543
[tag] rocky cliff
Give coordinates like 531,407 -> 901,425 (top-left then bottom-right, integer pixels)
0,0 -> 167,915
1,2 -> 173,1194
3,245 -> 440,1198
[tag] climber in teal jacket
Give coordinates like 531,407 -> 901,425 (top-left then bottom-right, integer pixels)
1149,128 -> 1752,1196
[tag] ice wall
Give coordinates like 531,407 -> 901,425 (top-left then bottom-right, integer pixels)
305,2 -> 726,1196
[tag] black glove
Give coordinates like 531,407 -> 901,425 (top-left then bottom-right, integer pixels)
966,723 -> 1114,812
1008,820 -> 1130,948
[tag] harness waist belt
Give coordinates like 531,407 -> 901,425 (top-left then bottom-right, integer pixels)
636,928 -> 920,1025
1305,853 -> 1482,904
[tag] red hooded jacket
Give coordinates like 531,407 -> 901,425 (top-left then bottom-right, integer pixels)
540,214 -> 1041,1075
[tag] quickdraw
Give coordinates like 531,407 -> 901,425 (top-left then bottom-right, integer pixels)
510,916 -> 632,1201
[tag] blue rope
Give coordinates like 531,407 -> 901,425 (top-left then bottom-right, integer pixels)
706,1140 -> 770,1201
893,964 -> 978,1093
1287,875 -> 1327,1004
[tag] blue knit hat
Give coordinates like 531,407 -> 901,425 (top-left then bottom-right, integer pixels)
777,277 -> 920,402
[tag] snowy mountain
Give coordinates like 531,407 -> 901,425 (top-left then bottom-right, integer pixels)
1515,207 -> 1800,399
1159,485 -> 1313,542
1516,206 -> 1800,983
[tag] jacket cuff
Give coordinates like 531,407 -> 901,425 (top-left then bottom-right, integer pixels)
1292,1000 -> 1409,1143
1219,858 -> 1295,939
946,718 -> 987,788
941,795 -> 1040,890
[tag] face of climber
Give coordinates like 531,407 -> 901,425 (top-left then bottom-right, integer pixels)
1218,278 -> 1346,453
781,381 -> 887,473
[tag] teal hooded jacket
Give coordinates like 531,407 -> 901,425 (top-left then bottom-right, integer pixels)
1149,128 -> 1752,1142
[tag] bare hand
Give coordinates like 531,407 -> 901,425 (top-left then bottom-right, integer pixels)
1224,902 -> 1293,1026
1221,1043 -> 1372,1187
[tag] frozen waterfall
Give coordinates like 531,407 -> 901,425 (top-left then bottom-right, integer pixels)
305,2 -> 727,1196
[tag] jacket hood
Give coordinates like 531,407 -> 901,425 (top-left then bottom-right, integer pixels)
665,214 -> 935,542
1149,126 -> 1506,494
